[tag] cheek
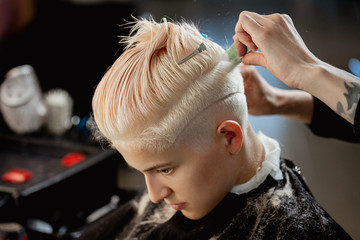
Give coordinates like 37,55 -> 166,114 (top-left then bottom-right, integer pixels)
179,156 -> 233,219
181,150 -> 230,195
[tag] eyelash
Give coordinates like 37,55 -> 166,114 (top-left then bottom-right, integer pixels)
158,168 -> 173,175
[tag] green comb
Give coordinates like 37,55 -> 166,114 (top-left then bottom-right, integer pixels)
227,43 -> 251,65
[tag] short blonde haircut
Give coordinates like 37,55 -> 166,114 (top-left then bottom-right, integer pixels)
92,17 -> 248,152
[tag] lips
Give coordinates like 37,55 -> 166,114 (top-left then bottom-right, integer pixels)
170,202 -> 187,211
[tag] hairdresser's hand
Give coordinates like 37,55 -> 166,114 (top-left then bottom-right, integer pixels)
233,11 -> 320,91
240,64 -> 277,116
239,64 -> 314,124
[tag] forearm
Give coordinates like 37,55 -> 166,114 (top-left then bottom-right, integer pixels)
301,61 -> 360,125
271,88 -> 314,124
234,10 -> 360,126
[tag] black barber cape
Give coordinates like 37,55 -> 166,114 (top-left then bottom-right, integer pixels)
78,159 -> 352,240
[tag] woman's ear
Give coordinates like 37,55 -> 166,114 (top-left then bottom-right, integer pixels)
216,120 -> 243,154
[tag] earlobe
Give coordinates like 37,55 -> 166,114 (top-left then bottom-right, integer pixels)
217,120 -> 243,154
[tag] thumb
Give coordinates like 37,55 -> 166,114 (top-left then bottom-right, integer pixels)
242,51 -> 267,68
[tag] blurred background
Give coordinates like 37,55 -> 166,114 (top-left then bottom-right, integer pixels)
0,0 -> 359,239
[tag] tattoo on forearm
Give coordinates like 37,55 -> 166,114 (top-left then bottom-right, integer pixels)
336,80 -> 360,121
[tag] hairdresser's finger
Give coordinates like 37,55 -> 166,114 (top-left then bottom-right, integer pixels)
233,34 -> 256,56
239,64 -> 253,91
242,51 -> 267,68
238,63 -> 251,80
235,12 -> 263,49
236,11 -> 266,33
233,32 -> 258,54
281,13 -> 294,26
238,11 -> 267,27
281,13 -> 297,31
266,13 -> 294,27
233,12 -> 258,54
233,35 -> 247,56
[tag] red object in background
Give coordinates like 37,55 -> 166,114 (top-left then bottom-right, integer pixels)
0,222 -> 28,240
2,168 -> 33,184
61,152 -> 85,167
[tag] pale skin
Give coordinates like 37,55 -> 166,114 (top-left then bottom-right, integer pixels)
116,120 -> 265,220
239,64 -> 314,124
233,11 -> 360,124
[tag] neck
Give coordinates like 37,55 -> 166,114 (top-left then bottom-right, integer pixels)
235,125 -> 265,185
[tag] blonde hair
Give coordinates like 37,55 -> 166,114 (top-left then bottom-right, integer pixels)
92,17 -> 248,151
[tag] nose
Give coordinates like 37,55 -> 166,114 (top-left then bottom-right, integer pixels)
145,175 -> 172,203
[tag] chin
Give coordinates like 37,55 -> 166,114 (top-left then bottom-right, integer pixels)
181,209 -> 207,220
